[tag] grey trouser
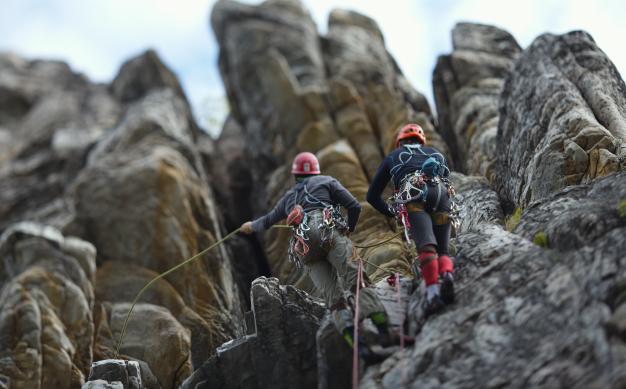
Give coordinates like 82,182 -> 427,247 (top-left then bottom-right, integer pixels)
302,211 -> 386,333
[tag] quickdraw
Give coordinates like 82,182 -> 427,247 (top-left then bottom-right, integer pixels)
320,205 -> 348,245
288,211 -> 310,268
393,202 -> 412,244
395,171 -> 428,204
441,177 -> 461,231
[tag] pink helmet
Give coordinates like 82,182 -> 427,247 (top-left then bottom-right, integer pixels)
291,152 -> 320,175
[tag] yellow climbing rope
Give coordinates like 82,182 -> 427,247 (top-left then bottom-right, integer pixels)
113,225 -> 404,358
353,231 -> 403,249
114,227 -> 242,358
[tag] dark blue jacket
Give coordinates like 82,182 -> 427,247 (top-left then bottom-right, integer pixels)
366,144 -> 449,217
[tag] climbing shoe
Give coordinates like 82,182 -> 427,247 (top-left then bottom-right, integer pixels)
359,343 -> 396,365
423,294 -> 445,317
440,271 -> 455,305
379,330 -> 416,347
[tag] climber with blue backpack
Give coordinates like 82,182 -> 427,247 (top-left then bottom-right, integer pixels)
240,152 -> 394,362
367,123 -> 455,316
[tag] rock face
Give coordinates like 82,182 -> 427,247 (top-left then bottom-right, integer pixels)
210,0 -> 438,290
69,58 -> 244,375
0,53 -> 120,232
0,223 -> 96,389
83,359 -> 142,389
206,3 -> 626,388
0,49 -> 245,388
2,2 -> 626,388
496,30 -> 626,208
181,277 -> 326,389
433,23 -> 521,176
361,171 -> 626,389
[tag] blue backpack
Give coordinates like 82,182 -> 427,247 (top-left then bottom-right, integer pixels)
422,156 -> 447,177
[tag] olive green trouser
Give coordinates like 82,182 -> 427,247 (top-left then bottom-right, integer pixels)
302,211 -> 386,333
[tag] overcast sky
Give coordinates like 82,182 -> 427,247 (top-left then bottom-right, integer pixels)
1,0 -> 624,135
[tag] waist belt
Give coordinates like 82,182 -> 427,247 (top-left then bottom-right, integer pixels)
406,202 -> 424,213
406,203 -> 449,224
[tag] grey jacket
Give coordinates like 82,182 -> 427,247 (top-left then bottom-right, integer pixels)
251,175 -> 361,232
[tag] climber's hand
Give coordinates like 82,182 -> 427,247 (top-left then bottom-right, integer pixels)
240,221 -> 254,234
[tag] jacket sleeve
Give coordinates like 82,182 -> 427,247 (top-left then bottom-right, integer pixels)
366,157 -> 395,218
251,192 -> 289,232
328,179 -> 361,232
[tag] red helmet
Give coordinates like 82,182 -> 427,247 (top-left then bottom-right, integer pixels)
291,152 -> 320,175
395,123 -> 426,147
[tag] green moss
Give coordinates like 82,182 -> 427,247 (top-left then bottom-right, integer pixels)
505,207 -> 522,232
618,200 -> 626,218
533,231 -> 549,248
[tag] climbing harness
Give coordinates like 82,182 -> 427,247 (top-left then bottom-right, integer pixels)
286,181 -> 350,266
387,143 -> 461,236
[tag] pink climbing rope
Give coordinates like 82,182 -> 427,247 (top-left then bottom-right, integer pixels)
352,258 -> 364,389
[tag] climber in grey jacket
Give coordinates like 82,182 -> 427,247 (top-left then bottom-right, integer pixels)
240,152 -> 390,359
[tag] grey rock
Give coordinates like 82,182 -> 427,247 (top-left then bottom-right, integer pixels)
361,171 -> 626,388
323,9 -> 445,158
0,222 -> 96,389
496,30 -> 626,208
181,277 -> 325,389
433,22 -> 521,175
72,86 -> 244,357
111,49 -> 187,105
86,359 -> 142,389
0,52 -> 120,232
209,0 -> 431,301
316,314 -> 352,389
108,303 -> 191,389
514,170 -> 626,251
211,0 -> 326,171
82,380 -> 124,389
